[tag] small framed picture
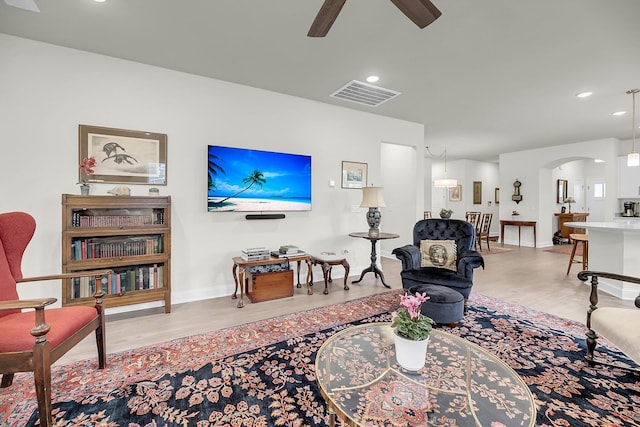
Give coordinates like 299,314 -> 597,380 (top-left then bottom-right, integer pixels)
341,161 -> 368,189
79,124 -> 167,185
495,187 -> 500,204
473,181 -> 482,204
449,185 -> 462,201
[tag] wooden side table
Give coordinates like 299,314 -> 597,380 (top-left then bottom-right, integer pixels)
231,254 -> 311,308
309,253 -> 350,295
348,232 -> 399,288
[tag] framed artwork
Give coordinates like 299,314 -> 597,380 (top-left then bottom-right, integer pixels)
557,179 -> 568,203
341,161 -> 368,189
495,187 -> 500,204
449,185 -> 462,201
473,181 -> 482,204
79,124 -> 167,185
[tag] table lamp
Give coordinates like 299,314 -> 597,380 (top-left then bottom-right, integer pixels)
564,197 -> 576,213
360,187 -> 386,236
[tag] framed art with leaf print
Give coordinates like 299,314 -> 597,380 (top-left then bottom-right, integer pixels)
79,124 -> 167,185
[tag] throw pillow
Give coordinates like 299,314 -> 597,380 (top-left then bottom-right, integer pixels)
420,239 -> 457,272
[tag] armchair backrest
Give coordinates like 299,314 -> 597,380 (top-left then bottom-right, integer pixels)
0,212 -> 36,316
412,219 -> 476,255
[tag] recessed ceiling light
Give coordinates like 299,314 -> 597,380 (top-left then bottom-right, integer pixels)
576,91 -> 593,98
612,111 -> 627,116
594,159 -> 605,163
94,0 -> 107,3
366,75 -> 379,83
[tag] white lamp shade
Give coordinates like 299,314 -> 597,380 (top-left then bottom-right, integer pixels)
360,187 -> 386,208
433,178 -> 458,188
628,152 -> 640,167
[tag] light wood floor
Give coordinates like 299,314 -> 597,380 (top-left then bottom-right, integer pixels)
58,245 -> 634,364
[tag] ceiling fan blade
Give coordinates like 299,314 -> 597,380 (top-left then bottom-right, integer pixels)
390,0 -> 441,29
4,0 -> 39,12
308,0 -> 347,37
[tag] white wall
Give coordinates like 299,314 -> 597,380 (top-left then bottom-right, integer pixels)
500,138 -> 619,247
0,34 -> 424,311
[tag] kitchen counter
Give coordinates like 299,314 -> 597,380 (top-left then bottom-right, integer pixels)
565,221 -> 640,231
565,221 -> 640,300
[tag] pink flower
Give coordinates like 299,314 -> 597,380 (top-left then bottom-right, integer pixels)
80,156 -> 96,175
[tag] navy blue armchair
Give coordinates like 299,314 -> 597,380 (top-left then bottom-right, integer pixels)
392,219 -> 485,311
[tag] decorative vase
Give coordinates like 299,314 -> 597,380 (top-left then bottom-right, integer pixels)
394,332 -> 429,371
80,184 -> 90,195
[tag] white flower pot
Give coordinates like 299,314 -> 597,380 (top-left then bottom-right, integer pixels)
394,332 -> 429,371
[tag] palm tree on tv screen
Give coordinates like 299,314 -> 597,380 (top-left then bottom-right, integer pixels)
207,154 -> 226,191
215,170 -> 266,204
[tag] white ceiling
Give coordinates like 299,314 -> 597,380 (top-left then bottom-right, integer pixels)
2,0 -> 640,161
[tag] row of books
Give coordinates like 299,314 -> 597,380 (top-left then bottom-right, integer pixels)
71,264 -> 164,299
71,211 -> 165,228
71,236 -> 163,260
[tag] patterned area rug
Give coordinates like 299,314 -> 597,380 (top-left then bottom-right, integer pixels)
476,245 -> 513,256
2,291 -> 639,427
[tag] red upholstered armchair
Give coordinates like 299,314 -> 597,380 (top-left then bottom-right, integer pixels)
0,212 -> 109,427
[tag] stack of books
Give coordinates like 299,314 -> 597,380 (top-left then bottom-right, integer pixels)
271,245 -> 304,258
241,247 -> 271,261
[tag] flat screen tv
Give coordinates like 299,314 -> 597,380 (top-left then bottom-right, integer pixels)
207,145 -> 312,212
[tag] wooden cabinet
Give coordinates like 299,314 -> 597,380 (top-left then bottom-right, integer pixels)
617,156 -> 640,198
61,194 -> 171,312
554,212 -> 588,238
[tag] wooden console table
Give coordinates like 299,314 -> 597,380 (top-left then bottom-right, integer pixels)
500,220 -> 537,247
231,254 -> 311,308
554,212 -> 588,238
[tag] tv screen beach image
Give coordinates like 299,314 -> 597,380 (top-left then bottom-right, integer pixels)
207,145 -> 312,212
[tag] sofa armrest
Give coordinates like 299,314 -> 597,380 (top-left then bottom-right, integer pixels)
457,250 -> 485,278
392,245 -> 421,270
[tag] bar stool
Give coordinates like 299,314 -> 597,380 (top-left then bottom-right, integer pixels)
566,233 -> 589,275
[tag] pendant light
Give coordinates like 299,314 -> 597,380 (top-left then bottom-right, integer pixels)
431,148 -> 458,188
627,89 -> 639,167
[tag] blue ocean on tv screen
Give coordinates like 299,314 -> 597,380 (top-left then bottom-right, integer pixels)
207,145 -> 312,212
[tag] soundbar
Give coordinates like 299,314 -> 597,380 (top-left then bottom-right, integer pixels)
245,213 -> 286,220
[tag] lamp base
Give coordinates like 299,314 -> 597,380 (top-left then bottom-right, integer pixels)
366,207 -> 381,236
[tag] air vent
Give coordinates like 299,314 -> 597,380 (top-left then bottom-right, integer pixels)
330,80 -> 401,107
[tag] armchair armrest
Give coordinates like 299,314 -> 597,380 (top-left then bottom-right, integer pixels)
458,250 -> 485,277
16,269 -> 113,283
0,298 -> 56,311
392,245 -> 421,270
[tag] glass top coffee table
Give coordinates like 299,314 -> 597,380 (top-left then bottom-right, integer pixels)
315,323 -> 536,427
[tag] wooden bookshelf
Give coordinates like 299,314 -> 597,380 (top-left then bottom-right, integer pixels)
61,194 -> 171,312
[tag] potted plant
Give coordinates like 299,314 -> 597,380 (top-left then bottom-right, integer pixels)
79,156 -> 96,195
391,291 -> 434,371
439,208 -> 453,218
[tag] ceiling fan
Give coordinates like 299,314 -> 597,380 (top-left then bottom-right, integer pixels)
308,0 -> 441,37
